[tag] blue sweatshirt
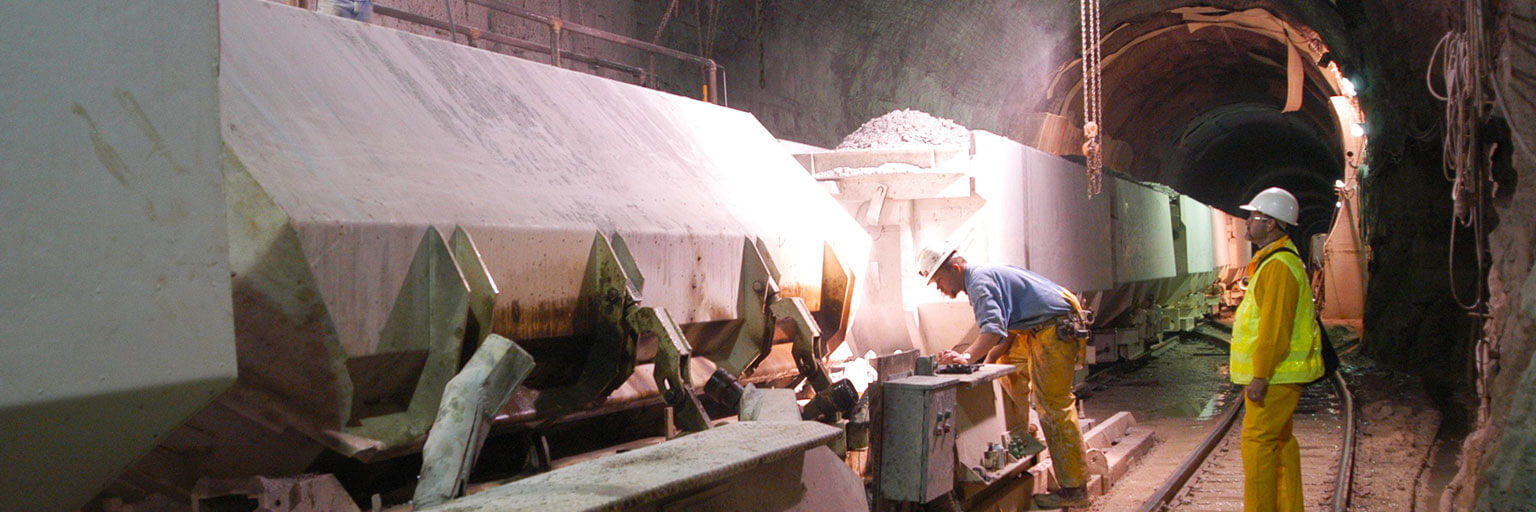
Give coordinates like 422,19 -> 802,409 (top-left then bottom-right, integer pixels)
964,265 -> 1074,337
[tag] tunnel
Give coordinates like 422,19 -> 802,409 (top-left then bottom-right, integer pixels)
3,0 -> 1536,510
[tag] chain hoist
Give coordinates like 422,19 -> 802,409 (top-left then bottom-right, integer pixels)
1080,0 -> 1104,197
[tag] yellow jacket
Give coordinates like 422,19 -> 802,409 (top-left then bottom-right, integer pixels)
1230,237 -> 1323,385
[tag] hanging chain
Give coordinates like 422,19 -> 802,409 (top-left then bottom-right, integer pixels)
1081,0 -> 1104,197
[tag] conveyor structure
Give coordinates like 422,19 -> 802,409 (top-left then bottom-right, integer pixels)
5,1 -> 1205,510
2,1 -> 870,509
798,135 -> 1250,364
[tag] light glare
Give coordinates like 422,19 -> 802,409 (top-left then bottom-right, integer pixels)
1339,77 -> 1357,96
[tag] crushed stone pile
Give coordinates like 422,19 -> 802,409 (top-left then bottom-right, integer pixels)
836,109 -> 970,150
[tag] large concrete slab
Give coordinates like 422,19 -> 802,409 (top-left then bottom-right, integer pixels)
222,0 -> 868,349
1179,196 -> 1218,274
1112,179 -> 1178,285
0,1 -> 238,510
424,422 -> 844,511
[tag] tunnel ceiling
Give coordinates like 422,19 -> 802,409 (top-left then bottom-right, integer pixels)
1042,5 -> 1350,236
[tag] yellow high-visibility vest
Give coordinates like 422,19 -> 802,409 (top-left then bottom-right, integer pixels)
1230,244 -> 1323,385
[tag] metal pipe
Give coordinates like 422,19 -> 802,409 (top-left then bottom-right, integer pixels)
550,19 -> 562,68
1137,388 -> 1244,512
373,6 -> 645,80
464,0 -> 723,104
466,0 -> 717,67
1331,371 -> 1355,512
441,0 -> 458,44
707,61 -> 719,104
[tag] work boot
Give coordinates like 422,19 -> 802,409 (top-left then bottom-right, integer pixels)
1032,486 -> 1089,509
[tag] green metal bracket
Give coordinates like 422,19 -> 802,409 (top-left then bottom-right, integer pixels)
716,238 -> 779,377
628,305 -> 711,433
346,226 -> 470,454
535,233 -> 639,413
534,232 -> 710,432
771,296 -> 832,393
712,237 -> 837,394
414,334 -> 535,508
449,227 -> 499,361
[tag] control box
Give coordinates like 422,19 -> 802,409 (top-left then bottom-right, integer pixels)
879,375 -> 960,503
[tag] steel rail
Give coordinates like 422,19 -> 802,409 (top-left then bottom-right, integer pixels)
1135,388 -> 1244,512
1331,371 -> 1355,512
1136,373 -> 1356,511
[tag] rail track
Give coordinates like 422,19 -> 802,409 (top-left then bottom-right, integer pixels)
1137,371 -> 1355,511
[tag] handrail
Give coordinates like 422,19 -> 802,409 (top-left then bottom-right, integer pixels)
463,0 -> 722,104
373,6 -> 647,80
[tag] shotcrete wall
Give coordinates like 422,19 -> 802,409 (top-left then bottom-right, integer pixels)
708,0 -> 1081,149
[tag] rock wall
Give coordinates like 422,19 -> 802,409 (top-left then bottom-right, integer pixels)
1457,2 -> 1536,508
708,0 -> 1080,148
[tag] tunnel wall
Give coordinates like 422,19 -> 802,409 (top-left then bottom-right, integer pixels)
1458,2 -> 1536,508
237,0 -> 1535,506
352,0 -> 724,102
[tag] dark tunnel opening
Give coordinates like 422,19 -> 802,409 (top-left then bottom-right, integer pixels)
1033,10 -> 1352,253
1173,103 -> 1345,243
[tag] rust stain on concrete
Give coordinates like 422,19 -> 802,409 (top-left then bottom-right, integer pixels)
71,103 -> 133,188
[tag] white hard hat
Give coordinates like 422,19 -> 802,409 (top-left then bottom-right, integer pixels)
1239,187 -> 1299,225
916,243 -> 958,284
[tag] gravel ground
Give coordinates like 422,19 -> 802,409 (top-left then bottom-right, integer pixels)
836,109 -> 970,150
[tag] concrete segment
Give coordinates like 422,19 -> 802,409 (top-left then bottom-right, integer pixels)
0,1 -> 237,510
422,422 -> 843,511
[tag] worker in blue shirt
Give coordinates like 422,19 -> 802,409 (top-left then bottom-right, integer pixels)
920,244 -> 1091,509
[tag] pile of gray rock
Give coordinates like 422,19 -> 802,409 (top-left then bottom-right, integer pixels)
836,109 -> 969,150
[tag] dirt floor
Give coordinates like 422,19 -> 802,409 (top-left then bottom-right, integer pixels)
1080,324 -> 1444,510
1338,336 -> 1445,512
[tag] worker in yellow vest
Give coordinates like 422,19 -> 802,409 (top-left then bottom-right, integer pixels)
1231,187 -> 1324,512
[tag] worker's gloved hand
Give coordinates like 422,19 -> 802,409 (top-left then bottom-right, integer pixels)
936,350 -> 971,365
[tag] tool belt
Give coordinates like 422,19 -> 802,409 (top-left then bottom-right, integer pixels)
1014,313 -> 1090,341
1010,292 -> 1094,342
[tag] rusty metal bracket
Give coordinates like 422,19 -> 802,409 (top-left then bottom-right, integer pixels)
534,233 -> 640,414
628,305 -> 711,434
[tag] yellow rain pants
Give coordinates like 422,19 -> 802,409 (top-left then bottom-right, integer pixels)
1242,383 -> 1305,512
997,323 -> 1087,489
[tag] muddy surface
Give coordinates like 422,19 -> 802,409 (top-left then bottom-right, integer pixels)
1080,331 -> 1240,511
